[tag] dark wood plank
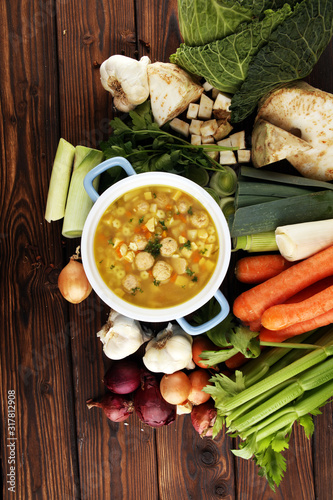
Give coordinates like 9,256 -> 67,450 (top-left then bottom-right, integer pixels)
54,1 -> 159,498
0,1 -> 79,498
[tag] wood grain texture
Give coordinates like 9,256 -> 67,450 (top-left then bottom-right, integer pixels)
0,1 -> 79,498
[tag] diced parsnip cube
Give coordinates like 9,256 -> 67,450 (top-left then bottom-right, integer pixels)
187,102 -> 199,120
191,242 -> 198,251
170,118 -> 190,137
144,191 -> 153,200
114,288 -> 125,298
179,235 -> 187,244
187,229 -> 197,240
219,150 -> 237,164
217,137 -> 232,147
203,81 -> 214,91
200,119 -> 218,137
213,92 -> 232,111
150,203 -> 157,212
201,135 -> 215,144
181,247 -> 193,259
213,121 -> 233,141
171,257 -> 187,275
237,149 -> 251,163
145,217 -> 156,232
191,134 -> 202,145
206,150 -> 219,161
172,190 -> 182,201
198,229 -> 208,240
229,130 -> 246,149
211,88 -> 220,99
204,259 -> 215,272
124,250 -> 135,263
175,275 -> 190,287
200,243 -> 214,258
198,94 -> 213,119
189,119 -> 203,135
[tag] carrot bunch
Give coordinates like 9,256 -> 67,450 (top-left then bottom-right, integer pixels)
233,247 -> 333,342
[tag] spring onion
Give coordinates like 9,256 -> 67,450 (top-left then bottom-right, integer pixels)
209,167 -> 237,197
62,146 -> 104,238
44,138 -> 75,222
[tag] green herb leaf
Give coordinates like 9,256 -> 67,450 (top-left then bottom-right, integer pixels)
145,238 -> 162,257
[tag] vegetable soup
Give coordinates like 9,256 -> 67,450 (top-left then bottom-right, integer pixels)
94,185 -> 219,308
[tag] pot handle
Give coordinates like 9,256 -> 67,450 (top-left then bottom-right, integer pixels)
84,157 -> 136,202
176,289 -> 230,336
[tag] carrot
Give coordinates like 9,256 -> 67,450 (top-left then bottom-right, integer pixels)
233,245 -> 333,324
225,352 -> 248,370
259,308 -> 333,342
235,254 -> 293,284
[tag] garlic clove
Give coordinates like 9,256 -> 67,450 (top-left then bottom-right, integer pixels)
100,54 -> 151,112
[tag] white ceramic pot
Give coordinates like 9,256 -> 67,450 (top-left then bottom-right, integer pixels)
81,157 -> 231,335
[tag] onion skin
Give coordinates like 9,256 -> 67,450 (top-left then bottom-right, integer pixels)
191,400 -> 217,437
160,371 -> 192,405
103,360 -> 141,394
58,258 -> 92,304
86,393 -> 134,422
188,369 -> 212,405
134,370 -> 176,427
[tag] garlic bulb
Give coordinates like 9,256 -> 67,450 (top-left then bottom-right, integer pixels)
100,55 -> 151,112
97,310 -> 151,360
143,323 -> 195,374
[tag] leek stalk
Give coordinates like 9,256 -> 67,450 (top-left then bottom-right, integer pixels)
209,167 -> 237,197
232,231 -> 278,252
62,146 -> 104,238
45,138 -> 75,222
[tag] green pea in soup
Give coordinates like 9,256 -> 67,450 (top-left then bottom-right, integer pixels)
94,185 -> 219,308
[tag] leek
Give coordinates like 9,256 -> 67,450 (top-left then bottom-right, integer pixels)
219,197 -> 235,219
275,218 -> 333,261
44,138 -> 75,222
185,166 -> 209,186
204,187 -> 220,204
232,231 -> 278,252
62,146 -> 104,238
209,167 -> 237,197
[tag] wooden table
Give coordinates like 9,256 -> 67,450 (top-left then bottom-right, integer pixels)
1,1 -> 333,498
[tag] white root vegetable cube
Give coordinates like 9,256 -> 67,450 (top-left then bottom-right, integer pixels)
206,150 -> 219,161
200,119 -> 218,137
198,94 -> 213,119
201,135 -> 215,144
213,121 -> 233,141
203,81 -> 214,91
217,137 -> 232,147
229,130 -> 246,149
211,88 -> 220,99
191,134 -> 201,145
237,149 -> 251,163
187,103 -> 199,120
219,150 -> 237,164
213,92 -> 232,111
169,118 -> 190,137
189,119 -> 203,135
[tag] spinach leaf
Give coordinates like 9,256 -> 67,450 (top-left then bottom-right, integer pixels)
171,5 -> 292,93
230,0 -> 333,122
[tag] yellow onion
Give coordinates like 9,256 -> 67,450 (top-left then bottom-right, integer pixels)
58,257 -> 92,304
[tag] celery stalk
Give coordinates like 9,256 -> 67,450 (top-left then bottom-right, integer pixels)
221,340 -> 333,412
232,357 -> 333,434
254,379 -> 333,443
45,138 -> 75,222
62,146 -> 104,238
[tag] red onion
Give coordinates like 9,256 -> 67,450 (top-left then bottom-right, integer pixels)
133,370 -> 176,428
191,400 -> 217,437
103,359 -> 141,394
86,393 -> 134,422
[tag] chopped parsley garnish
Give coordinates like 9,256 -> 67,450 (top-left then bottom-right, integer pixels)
145,237 -> 162,257
192,276 -> 198,282
108,239 -> 114,245
187,206 -> 193,215
99,260 -> 104,264
131,287 -> 143,295
200,248 -> 208,255
129,218 -> 133,222
110,264 -> 115,269
159,220 -> 167,230
153,278 -> 161,286
139,216 -> 144,224
186,267 -> 195,276
179,240 -> 191,250
153,192 -> 157,198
